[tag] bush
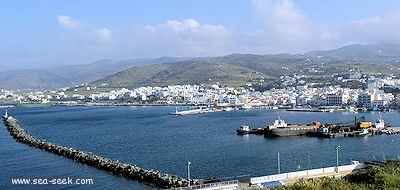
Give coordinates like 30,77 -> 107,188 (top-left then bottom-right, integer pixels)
272,160 -> 400,190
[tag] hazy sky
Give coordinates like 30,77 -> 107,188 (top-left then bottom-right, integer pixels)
2,0 -> 400,70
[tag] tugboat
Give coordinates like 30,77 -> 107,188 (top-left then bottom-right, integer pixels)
373,114 -> 385,129
236,125 -> 251,135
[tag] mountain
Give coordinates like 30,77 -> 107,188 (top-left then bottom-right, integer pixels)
2,44 -> 400,91
0,57 -> 187,90
91,51 -> 400,90
306,44 -> 400,67
92,57 -> 273,88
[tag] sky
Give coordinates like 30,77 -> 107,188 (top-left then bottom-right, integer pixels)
2,0 -> 400,71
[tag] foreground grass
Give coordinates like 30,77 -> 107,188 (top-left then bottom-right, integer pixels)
269,159 -> 400,190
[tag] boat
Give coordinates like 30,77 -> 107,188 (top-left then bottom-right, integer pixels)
236,125 -> 251,135
169,107 -> 206,115
240,104 -> 252,110
358,128 -> 372,136
222,107 -> 234,112
264,116 -> 319,137
373,114 -> 385,129
306,127 -> 334,138
249,128 -> 265,135
3,109 -> 8,118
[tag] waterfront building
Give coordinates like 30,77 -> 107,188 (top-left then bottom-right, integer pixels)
358,93 -> 371,108
326,94 -> 343,106
371,100 -> 387,110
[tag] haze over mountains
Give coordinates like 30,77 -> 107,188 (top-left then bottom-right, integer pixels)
1,44 -> 400,91
0,57 -> 187,90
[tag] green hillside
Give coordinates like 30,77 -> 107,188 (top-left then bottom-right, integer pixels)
91,53 -> 400,90
92,58 -> 273,88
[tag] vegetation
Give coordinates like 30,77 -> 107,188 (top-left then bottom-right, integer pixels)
90,54 -> 400,91
2,44 -> 400,90
268,159 -> 400,190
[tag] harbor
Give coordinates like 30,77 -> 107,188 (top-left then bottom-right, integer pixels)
2,112 -> 190,189
236,113 -> 400,138
1,106 -> 400,189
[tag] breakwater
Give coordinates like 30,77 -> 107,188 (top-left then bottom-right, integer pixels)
2,114 -> 189,189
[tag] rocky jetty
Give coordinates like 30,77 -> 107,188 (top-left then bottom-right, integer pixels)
2,114 -> 189,188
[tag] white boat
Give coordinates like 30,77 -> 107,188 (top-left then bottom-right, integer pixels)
267,116 -> 288,130
374,114 -> 385,129
358,128 -> 372,136
169,107 -> 205,115
240,104 -> 252,110
222,107 -> 234,112
236,125 -> 251,135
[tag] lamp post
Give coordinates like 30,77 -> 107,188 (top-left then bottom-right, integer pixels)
187,161 -> 191,186
335,145 -> 340,173
277,152 -> 280,174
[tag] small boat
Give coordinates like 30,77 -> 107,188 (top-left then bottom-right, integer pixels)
222,107 -> 234,112
3,110 -> 8,118
358,128 -> 372,136
236,125 -> 251,135
240,104 -> 252,110
373,114 -> 385,129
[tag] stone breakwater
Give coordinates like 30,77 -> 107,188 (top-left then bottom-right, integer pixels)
3,115 -> 189,189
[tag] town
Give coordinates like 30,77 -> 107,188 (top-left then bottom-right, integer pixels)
1,69 -> 399,111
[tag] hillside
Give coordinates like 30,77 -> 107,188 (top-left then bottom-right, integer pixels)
306,43 -> 400,67
0,57 -> 186,90
2,43 -> 400,91
92,58 -> 273,88
91,53 -> 400,90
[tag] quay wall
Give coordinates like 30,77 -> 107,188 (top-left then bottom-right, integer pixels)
2,115 -> 189,189
250,163 -> 366,185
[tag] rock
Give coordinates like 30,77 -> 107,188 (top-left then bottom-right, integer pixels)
2,115 -> 189,189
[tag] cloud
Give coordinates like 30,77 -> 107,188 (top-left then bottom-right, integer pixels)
343,12 -> 400,43
57,15 -> 80,30
246,0 -> 340,53
252,0 -> 309,38
132,19 -> 233,56
164,19 -> 200,31
92,27 -> 113,44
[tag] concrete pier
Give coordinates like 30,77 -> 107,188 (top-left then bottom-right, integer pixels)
2,115 -> 189,189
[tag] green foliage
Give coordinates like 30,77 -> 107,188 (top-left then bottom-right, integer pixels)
91,54 -> 400,90
272,160 -> 400,190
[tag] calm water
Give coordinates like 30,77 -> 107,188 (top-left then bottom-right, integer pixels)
1,106 -> 400,189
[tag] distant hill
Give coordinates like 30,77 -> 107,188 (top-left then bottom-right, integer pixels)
0,57 -> 187,90
2,44 -> 400,91
92,57 -> 273,88
306,44 -> 400,67
91,51 -> 400,90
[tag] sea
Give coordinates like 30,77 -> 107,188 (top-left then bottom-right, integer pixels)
1,106 -> 400,190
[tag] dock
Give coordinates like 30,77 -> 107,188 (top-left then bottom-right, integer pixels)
170,107 -> 222,115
